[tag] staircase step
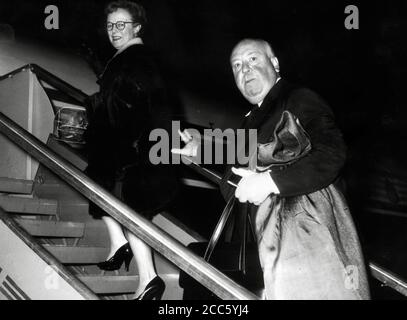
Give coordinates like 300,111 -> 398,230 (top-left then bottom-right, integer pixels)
57,200 -> 89,221
364,207 -> 407,218
34,165 -> 89,204
34,165 -> 87,200
78,274 -> 182,299
0,177 -> 33,194
78,275 -> 140,294
33,165 -> 90,221
0,195 -> 57,215
15,219 -> 85,237
44,244 -> 179,274
372,176 -> 407,189
43,245 -> 107,264
368,189 -> 407,206
47,134 -> 87,171
34,179 -> 88,201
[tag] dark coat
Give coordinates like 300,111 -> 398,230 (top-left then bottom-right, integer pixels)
85,44 -> 177,218
220,79 -> 369,299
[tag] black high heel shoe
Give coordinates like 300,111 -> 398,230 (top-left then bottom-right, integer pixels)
97,243 -> 133,271
134,276 -> 165,300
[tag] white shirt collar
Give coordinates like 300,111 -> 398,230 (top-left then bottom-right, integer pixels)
257,77 -> 281,107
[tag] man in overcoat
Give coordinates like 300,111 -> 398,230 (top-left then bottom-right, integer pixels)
175,38 -> 370,300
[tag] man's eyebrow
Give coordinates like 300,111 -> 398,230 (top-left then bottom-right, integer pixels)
230,48 -> 264,63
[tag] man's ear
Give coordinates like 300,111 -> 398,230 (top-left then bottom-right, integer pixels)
133,24 -> 142,36
270,56 -> 280,73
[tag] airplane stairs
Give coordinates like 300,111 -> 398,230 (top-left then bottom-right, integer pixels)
0,135 -> 202,300
1,64 -> 407,300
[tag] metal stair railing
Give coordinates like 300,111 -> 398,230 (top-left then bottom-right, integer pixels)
0,110 -> 258,300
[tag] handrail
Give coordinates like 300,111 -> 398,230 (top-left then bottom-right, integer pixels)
0,64 -> 89,105
369,263 -> 407,297
0,208 -> 99,300
181,156 -> 407,297
0,111 -> 259,300
29,64 -> 89,105
0,65 -> 30,81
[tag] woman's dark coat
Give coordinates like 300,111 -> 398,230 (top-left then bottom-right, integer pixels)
85,44 -> 177,218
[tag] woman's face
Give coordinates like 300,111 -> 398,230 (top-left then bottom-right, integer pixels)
106,8 -> 137,50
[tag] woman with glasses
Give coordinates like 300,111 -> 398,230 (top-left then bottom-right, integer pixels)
85,0 -> 177,300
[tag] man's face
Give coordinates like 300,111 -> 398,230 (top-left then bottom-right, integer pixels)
107,8 -> 137,50
230,41 -> 279,105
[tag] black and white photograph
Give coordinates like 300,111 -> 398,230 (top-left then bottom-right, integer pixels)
0,0 -> 406,307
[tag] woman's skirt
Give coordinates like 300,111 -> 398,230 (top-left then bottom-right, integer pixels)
87,163 -> 178,220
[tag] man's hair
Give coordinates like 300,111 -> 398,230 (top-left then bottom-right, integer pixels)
105,0 -> 147,34
261,40 -> 276,58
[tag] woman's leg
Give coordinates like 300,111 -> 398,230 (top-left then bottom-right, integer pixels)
125,230 -> 157,297
102,216 -> 128,259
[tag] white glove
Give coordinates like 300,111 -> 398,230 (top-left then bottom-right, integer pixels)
232,167 -> 279,205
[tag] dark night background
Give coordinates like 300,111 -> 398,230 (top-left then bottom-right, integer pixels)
1,0 -> 407,222
1,0 -> 407,298
1,0 -> 406,145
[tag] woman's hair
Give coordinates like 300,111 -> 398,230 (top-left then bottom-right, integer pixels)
105,1 -> 147,34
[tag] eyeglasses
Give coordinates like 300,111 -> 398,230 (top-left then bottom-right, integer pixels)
106,21 -> 135,31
